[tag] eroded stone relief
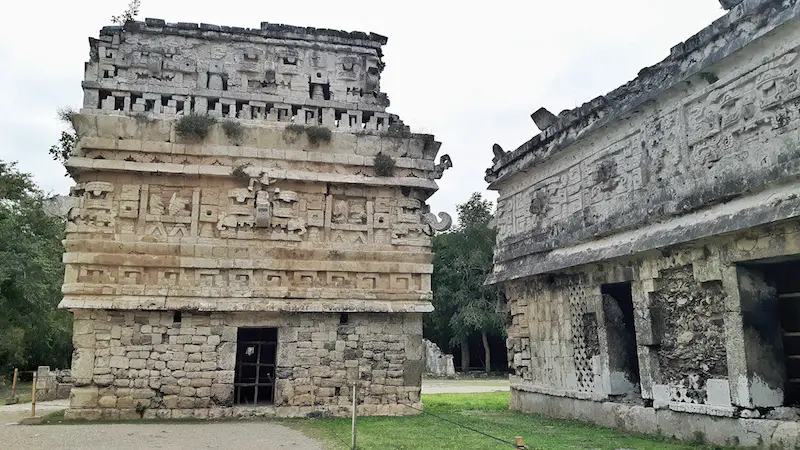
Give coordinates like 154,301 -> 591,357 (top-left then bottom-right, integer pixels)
61,19 -> 450,420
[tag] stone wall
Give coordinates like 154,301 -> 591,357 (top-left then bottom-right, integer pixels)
505,219 -> 800,418
488,1 -> 800,444
35,366 -> 73,401
67,310 -> 423,420
511,389 -> 800,447
422,339 -> 455,376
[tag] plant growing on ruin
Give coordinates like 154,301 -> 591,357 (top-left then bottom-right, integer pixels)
305,126 -> 332,148
111,0 -> 141,25
231,163 -> 251,181
373,153 -> 396,177
282,124 -> 305,144
222,120 -> 246,144
175,114 -> 216,141
135,402 -> 147,417
49,107 -> 78,168
57,107 -> 77,125
282,124 -> 332,148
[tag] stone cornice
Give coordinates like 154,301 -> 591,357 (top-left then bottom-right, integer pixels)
60,297 -> 433,313
486,0 -> 800,187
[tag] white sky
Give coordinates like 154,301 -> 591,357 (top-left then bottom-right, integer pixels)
0,0 -> 725,219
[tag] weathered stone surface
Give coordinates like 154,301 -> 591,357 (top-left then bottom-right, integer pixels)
65,310 -> 423,418
61,14 -> 443,419
422,339 -> 455,376
486,0 -> 800,282
70,387 -> 99,408
490,2 -> 800,447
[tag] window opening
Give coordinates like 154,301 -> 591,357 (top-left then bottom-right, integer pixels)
234,327 -> 278,405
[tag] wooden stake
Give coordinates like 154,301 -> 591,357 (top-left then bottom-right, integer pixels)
10,368 -> 18,401
515,436 -> 526,449
30,372 -> 37,418
351,383 -> 357,450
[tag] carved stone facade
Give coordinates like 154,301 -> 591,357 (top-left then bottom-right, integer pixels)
487,1 -> 800,446
61,19 -> 450,420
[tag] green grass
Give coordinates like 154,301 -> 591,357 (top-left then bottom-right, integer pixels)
27,392 -> 735,449
39,409 -> 66,424
1,382 -> 32,404
300,392 -> 731,450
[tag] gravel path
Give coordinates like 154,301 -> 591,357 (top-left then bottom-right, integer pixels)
0,400 -> 69,425
0,422 -> 326,450
421,378 -> 510,394
0,379 -> 509,449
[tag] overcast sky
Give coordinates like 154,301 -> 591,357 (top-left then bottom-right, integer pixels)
0,0 -> 726,219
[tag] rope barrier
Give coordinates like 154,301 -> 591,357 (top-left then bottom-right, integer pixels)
328,425 -> 357,450
397,400 -> 520,448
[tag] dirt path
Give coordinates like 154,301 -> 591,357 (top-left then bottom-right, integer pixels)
0,400 -> 69,425
0,422 -> 326,450
421,378 -> 510,394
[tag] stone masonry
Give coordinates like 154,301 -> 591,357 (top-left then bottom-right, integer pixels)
69,310 -> 423,419
487,0 -> 800,446
61,18 -> 450,419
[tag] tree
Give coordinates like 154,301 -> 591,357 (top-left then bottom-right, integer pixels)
428,193 -> 506,373
0,161 -> 72,377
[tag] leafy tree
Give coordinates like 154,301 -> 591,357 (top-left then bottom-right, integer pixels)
0,161 -> 72,378
428,193 -> 506,373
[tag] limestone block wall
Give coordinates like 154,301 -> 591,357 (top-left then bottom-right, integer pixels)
67,310 -> 423,420
506,219 -> 800,418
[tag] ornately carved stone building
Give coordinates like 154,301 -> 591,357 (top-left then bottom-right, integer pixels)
486,0 -> 800,446
61,18 -> 451,420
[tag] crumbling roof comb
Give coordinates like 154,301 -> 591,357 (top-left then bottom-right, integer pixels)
100,18 -> 388,49
485,0 -> 798,186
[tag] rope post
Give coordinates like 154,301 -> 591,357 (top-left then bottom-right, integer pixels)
10,368 -> 18,402
515,436 -> 526,449
351,383 -> 357,450
30,371 -> 38,418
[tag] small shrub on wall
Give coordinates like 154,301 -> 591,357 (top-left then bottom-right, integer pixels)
176,114 -> 216,141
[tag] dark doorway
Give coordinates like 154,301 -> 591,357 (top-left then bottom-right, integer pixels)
601,282 -> 641,395
744,259 -> 800,406
234,328 -> 277,405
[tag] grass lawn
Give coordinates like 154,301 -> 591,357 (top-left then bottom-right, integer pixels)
0,381 -> 32,405
299,392 -> 729,450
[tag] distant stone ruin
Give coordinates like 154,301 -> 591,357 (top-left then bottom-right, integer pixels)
422,339 -> 455,376
61,18 -> 451,420
35,366 -> 73,401
486,0 -> 800,447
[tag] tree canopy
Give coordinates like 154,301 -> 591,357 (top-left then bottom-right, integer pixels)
0,161 -> 72,376
427,192 -> 506,372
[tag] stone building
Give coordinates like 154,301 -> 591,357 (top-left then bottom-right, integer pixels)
486,0 -> 800,446
60,18 -> 451,420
